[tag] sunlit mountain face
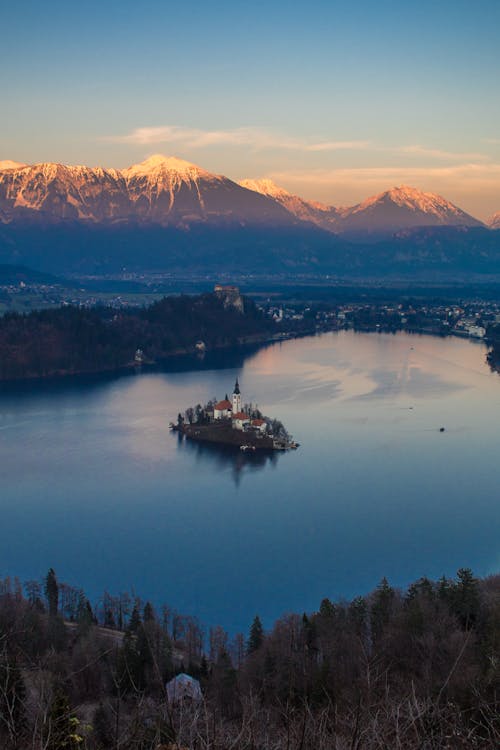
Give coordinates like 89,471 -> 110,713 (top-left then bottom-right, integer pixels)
0,156 -> 484,233
1,155 -> 498,279
241,180 -> 483,234
487,211 -> 500,230
0,155 -> 293,227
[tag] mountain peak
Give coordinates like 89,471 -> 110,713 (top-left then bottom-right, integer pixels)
239,178 -> 291,199
122,154 -> 212,179
0,160 -> 27,171
339,184 -> 483,232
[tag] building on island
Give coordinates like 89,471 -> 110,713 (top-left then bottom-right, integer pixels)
213,398 -> 232,419
174,376 -> 296,450
213,379 -> 263,433
232,411 -> 250,430
251,418 -> 267,434
232,378 -> 242,414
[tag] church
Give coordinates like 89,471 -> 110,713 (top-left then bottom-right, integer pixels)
213,379 -> 264,432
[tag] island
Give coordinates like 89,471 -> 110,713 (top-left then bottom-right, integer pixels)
172,378 -> 299,451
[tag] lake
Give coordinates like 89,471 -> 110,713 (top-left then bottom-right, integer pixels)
0,331 -> 499,635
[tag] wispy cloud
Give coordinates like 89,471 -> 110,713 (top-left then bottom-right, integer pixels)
104,125 -> 370,152
105,126 -> 492,166
395,144 -> 489,161
270,163 -> 500,187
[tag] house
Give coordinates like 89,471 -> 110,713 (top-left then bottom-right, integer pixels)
232,411 -> 250,430
166,673 -> 202,703
251,418 -> 267,434
214,398 -> 232,419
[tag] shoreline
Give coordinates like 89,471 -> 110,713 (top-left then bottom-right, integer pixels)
0,325 -> 492,385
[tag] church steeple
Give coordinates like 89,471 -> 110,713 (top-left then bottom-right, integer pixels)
232,378 -> 242,414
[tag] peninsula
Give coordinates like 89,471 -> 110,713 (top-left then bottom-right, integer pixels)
173,378 -> 298,451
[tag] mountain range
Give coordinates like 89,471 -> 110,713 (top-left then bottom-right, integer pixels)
1,155 -> 500,279
0,155 -> 494,235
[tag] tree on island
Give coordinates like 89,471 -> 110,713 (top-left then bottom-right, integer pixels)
270,418 -> 288,440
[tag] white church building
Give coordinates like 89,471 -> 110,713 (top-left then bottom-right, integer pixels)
213,379 -> 264,432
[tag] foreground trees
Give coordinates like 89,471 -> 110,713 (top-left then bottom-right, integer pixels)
0,568 -> 498,748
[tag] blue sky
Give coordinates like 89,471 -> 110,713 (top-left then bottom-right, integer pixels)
2,0 -> 500,216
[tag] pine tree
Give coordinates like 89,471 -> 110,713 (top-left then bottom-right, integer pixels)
370,577 -> 395,642
45,568 -> 59,618
128,605 -> 141,633
453,568 -> 480,628
143,601 -> 155,622
247,615 -> 264,654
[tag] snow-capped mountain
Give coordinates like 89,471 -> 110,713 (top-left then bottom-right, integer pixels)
239,178 -> 339,230
0,161 -> 129,223
239,180 -> 483,234
0,157 -> 485,233
0,155 -> 292,226
487,212 -> 500,230
336,186 -> 483,234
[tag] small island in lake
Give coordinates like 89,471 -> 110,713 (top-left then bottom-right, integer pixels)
172,378 -> 298,451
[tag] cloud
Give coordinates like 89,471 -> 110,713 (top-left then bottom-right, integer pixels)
104,125 -> 371,152
270,163 -> 500,188
395,144 -> 489,161
105,126 -> 492,166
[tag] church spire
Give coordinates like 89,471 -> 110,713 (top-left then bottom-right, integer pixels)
232,378 -> 242,414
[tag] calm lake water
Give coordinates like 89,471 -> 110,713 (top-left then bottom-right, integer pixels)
1,331 -> 499,634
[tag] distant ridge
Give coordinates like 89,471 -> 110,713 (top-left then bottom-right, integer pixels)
0,155 -> 485,233
0,155 -> 293,227
1,156 -> 499,280
241,180 -> 483,234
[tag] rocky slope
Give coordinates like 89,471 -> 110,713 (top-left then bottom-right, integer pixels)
239,178 -> 339,230
336,185 -> 483,234
487,212 -> 500,230
0,155 -> 292,226
241,180 -> 483,234
0,157 -> 485,234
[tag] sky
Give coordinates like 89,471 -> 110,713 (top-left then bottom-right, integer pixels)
1,0 -> 500,218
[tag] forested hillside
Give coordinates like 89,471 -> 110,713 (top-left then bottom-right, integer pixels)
0,568 -> 498,748
0,292 -> 276,380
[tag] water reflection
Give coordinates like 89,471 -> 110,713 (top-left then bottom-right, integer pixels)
1,330 -> 499,634
175,431 -> 280,486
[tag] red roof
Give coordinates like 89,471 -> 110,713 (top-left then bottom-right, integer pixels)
232,412 -> 249,420
252,418 -> 265,426
214,400 -> 232,410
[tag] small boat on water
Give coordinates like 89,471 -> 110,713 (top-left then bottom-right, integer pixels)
240,444 -> 256,452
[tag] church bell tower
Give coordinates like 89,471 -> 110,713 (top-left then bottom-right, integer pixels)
232,378 -> 242,414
